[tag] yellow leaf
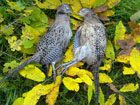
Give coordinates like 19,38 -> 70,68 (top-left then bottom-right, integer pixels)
65,67 -> 79,76
123,66 -> 135,75
80,0 -> 96,8
99,63 -> 111,71
114,21 -> 126,50
130,48 -> 140,77
23,83 -> 54,105
65,67 -> 93,79
0,25 -> 14,35
81,69 -> 93,79
78,73 -> 92,85
74,78 -> 83,83
105,94 -> 116,105
46,76 -> 61,105
105,0 -> 121,8
62,77 -> 79,92
0,13 -> 4,23
120,83 -> 139,92
63,44 -> 74,62
70,0 -> 82,14
103,10 -> 115,16
119,95 -> 126,105
12,97 -> 24,105
99,73 -> 112,83
115,55 -> 130,64
105,40 -> 115,61
19,64 -> 46,82
35,0 -> 61,9
48,65 -> 53,77
72,62 -> 84,67
46,86 -> 59,105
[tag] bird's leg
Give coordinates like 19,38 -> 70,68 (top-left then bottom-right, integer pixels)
55,59 -> 75,71
92,66 -> 99,105
59,61 -> 78,75
52,62 -> 56,82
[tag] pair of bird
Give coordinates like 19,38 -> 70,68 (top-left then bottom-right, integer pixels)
0,4 -> 106,105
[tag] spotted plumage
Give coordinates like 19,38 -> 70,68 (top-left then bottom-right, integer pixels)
55,8 -> 107,105
0,4 -> 72,83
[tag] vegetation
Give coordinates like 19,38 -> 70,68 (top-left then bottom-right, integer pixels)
0,0 -> 140,105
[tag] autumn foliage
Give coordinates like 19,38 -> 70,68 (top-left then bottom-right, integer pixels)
0,0 -> 140,105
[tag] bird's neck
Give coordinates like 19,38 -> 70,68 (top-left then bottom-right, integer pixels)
55,14 -> 70,24
84,14 -> 101,24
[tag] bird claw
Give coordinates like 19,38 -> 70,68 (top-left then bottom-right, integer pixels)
59,67 -> 68,76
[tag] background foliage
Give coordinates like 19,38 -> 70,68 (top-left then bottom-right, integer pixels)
0,0 -> 140,105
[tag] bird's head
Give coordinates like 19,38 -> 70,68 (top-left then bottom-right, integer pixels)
78,8 -> 96,18
57,4 -> 72,14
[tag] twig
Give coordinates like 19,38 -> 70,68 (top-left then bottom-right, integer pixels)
0,15 -> 24,34
0,50 -> 20,61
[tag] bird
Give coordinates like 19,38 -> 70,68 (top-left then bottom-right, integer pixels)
55,8 -> 107,105
0,4 -> 73,84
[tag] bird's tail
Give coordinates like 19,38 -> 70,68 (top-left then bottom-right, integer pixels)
0,53 -> 40,84
93,68 -> 99,105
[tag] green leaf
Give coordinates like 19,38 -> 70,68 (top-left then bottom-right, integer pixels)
23,38 -> 34,48
0,13 -> 4,23
94,0 -> 107,8
12,97 -> 24,105
105,40 -> 115,61
114,21 -> 125,50
6,0 -> 25,11
88,85 -> 93,104
130,10 -> 140,22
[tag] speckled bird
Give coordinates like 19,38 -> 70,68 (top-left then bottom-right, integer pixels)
55,8 -> 107,105
0,4 -> 72,83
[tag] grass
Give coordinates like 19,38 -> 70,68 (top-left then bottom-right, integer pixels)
0,0 -> 140,105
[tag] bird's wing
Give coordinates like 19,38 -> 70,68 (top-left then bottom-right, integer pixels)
73,26 -> 83,54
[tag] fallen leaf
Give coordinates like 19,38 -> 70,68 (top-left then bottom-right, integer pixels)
105,93 -> 116,105
62,77 -> 79,92
114,21 -> 126,50
119,95 -> 126,105
93,5 -> 109,13
123,66 -> 135,75
99,73 -> 113,83
120,83 -> 139,92
19,64 -> 46,82
130,48 -> 140,77
117,38 -> 135,49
